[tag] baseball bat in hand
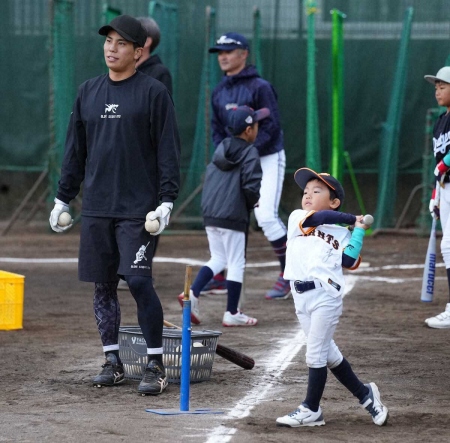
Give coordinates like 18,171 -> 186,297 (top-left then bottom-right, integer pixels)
421,218 -> 437,302
163,320 -> 255,370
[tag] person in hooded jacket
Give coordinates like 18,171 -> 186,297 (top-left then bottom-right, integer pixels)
203,32 -> 290,301
177,105 -> 267,326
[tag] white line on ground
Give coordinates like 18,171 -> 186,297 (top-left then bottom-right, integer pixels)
0,257 -> 279,267
0,257 -> 79,263
354,262 -> 445,272
1,258 -> 441,274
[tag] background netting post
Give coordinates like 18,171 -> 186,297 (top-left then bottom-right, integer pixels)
305,0 -> 321,172
102,3 -> 121,23
374,7 -> 414,229
330,9 -> 345,182
48,0 -> 75,206
252,6 -> 263,75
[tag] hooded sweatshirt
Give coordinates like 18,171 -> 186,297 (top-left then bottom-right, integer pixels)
211,65 -> 283,157
201,136 -> 262,232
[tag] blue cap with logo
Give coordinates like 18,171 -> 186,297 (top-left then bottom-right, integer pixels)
227,105 -> 270,135
209,32 -> 249,53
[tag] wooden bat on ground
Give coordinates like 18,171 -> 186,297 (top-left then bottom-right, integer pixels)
163,320 -> 255,370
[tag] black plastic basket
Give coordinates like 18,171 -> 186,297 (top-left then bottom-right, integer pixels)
118,326 -> 222,383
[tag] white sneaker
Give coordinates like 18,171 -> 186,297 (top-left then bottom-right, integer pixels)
177,290 -> 201,325
425,303 -> 450,328
360,382 -> 389,426
276,405 -> 325,427
222,311 -> 258,327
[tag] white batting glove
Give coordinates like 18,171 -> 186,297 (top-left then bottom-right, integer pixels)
429,188 -> 439,220
145,202 -> 173,236
49,198 -> 72,233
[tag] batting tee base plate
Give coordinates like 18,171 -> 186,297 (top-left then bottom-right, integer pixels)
146,408 -> 224,416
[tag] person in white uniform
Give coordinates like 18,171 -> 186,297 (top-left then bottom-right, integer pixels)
275,168 -> 389,428
424,66 -> 450,328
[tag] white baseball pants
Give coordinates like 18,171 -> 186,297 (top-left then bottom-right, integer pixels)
204,226 -> 246,283
254,150 -> 287,242
292,285 -> 343,369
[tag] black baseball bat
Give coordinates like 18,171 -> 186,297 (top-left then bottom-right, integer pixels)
163,320 -> 255,370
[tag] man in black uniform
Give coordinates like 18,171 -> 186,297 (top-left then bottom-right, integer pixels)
49,15 -> 181,396
136,16 -> 173,95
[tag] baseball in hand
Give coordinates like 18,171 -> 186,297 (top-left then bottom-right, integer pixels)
58,212 -> 72,227
145,219 -> 160,233
362,214 -> 374,226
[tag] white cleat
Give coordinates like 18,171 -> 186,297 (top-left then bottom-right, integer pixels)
360,382 -> 389,426
222,311 -> 258,327
425,303 -> 450,328
276,405 -> 325,427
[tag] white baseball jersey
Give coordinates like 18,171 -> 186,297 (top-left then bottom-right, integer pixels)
284,209 -> 352,298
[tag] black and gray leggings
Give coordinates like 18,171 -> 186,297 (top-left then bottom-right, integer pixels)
93,275 -> 164,350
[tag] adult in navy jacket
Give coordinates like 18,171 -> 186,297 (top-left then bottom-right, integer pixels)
208,32 -> 290,300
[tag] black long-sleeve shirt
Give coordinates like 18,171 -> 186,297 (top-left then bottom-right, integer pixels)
57,71 -> 181,218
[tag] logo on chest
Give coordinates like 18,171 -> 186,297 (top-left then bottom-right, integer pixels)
100,104 -> 121,119
306,229 -> 340,250
225,103 -> 239,110
434,130 -> 450,155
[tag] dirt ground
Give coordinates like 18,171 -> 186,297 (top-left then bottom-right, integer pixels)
1,224 -> 450,443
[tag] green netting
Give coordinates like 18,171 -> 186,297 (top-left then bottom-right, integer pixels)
374,7 -> 414,229
103,4 -> 121,22
173,6 -> 220,223
173,5 -> 265,223
48,0 -> 75,199
149,1 -> 178,102
4,0 -> 450,228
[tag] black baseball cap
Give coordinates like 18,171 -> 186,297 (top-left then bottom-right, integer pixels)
98,15 -> 146,48
227,105 -> 270,135
209,32 -> 250,53
294,168 -> 345,209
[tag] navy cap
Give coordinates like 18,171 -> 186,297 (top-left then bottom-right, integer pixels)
294,168 -> 345,209
99,15 -> 146,48
227,105 -> 270,135
209,32 -> 249,53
